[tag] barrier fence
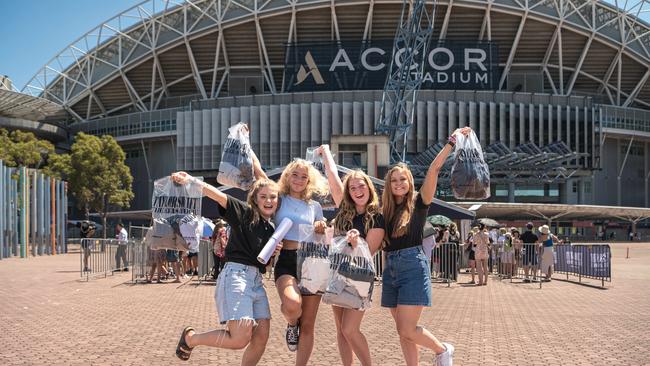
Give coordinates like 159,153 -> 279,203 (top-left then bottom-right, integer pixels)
553,244 -> 611,287
119,239 -> 610,289
79,238 -> 136,280
1,161 -> 68,260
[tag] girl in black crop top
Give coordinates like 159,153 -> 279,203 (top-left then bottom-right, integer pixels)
171,172 -> 282,363
317,145 -> 385,366
379,127 -> 472,366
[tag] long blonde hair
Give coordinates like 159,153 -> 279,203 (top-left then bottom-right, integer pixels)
278,159 -> 329,202
333,170 -> 380,236
246,179 -> 280,225
382,163 -> 415,238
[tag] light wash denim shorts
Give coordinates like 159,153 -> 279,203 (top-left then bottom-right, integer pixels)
381,245 -> 432,308
215,262 -> 271,324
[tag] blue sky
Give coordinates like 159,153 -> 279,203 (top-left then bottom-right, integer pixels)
0,0 -> 142,91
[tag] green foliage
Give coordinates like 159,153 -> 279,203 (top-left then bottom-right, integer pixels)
0,129 -> 55,168
67,133 -> 134,222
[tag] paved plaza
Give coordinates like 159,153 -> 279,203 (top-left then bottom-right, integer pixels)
1,243 -> 649,366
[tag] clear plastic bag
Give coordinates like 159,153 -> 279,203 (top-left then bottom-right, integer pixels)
450,131 -> 491,200
150,176 -> 203,250
322,236 -> 376,310
152,176 -> 203,219
217,122 -> 255,190
297,225 -> 331,295
305,147 -> 335,207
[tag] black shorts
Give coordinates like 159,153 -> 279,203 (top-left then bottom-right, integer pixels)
187,251 -> 198,258
468,250 -> 475,261
274,249 -> 298,282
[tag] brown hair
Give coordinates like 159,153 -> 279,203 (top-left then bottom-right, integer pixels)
333,170 -> 380,236
278,159 -> 329,202
381,163 -> 415,238
246,179 -> 280,225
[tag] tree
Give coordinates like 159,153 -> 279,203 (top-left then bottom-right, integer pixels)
67,133 -> 134,238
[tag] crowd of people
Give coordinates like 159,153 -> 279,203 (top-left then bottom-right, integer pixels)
144,218 -> 231,284
171,127 -> 473,366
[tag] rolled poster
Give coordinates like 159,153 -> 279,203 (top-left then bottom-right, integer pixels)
257,218 -> 293,264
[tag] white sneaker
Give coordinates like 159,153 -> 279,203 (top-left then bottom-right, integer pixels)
435,342 -> 454,366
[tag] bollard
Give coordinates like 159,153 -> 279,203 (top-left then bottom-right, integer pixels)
626,247 -> 629,259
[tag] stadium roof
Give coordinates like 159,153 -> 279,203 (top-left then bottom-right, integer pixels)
454,202 -> 650,222
22,0 -> 650,122
0,89 -> 64,121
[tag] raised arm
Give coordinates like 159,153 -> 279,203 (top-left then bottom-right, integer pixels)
171,171 -> 227,209
250,146 -> 269,181
420,127 -> 472,205
316,144 -> 344,207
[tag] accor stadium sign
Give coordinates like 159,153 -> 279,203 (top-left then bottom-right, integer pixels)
283,40 -> 499,92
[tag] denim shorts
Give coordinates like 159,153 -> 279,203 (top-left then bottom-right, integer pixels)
215,262 -> 271,325
381,245 -> 432,308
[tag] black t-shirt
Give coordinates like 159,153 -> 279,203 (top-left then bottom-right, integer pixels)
384,193 -> 430,252
351,212 -> 385,238
520,230 -> 538,244
218,195 -> 275,273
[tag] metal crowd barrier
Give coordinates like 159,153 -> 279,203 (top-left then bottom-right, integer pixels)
130,238 -> 151,283
431,243 -> 460,287
553,244 -> 611,287
79,238 -> 136,281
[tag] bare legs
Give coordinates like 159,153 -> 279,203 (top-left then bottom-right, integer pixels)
468,259 -> 476,283
389,306 -> 446,366
332,306 -> 372,366
184,319 -> 270,366
276,274 -> 323,366
477,258 -> 489,285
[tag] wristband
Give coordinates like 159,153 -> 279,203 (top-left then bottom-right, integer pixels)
447,134 -> 457,147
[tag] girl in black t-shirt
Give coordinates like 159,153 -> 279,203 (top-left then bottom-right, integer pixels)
317,145 -> 385,366
172,172 -> 282,363
380,127 -> 471,366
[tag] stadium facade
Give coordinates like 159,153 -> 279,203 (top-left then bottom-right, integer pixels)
4,0 -> 650,213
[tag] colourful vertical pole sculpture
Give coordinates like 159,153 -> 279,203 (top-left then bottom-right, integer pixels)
0,160 -> 4,260
19,167 -> 27,258
51,177 -> 56,255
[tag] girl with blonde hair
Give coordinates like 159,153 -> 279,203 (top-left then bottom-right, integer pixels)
316,144 -> 385,366
381,127 -> 471,366
252,154 -> 329,366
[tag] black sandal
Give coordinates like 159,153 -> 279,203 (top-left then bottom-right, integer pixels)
175,326 -> 195,361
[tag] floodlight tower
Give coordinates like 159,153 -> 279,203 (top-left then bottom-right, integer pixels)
375,0 -> 436,164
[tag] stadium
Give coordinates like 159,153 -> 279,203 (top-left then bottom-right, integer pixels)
3,0 -> 650,235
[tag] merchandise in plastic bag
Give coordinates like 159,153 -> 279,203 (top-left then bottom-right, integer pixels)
152,176 -> 203,219
322,236 -> 376,310
305,147 -> 335,207
450,131 -> 491,200
149,217 -> 189,251
217,122 -> 255,190
150,176 -> 203,250
297,225 -> 331,295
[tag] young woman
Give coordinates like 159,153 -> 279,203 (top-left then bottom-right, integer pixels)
211,219 -> 228,280
465,227 -> 478,284
252,154 -> 329,366
511,229 -> 522,278
172,172 -> 282,364
316,144 -> 385,366
473,224 -> 491,286
381,127 -> 471,366
537,224 -> 559,281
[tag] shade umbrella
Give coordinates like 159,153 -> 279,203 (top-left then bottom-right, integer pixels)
475,217 -> 500,228
427,215 -> 452,227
